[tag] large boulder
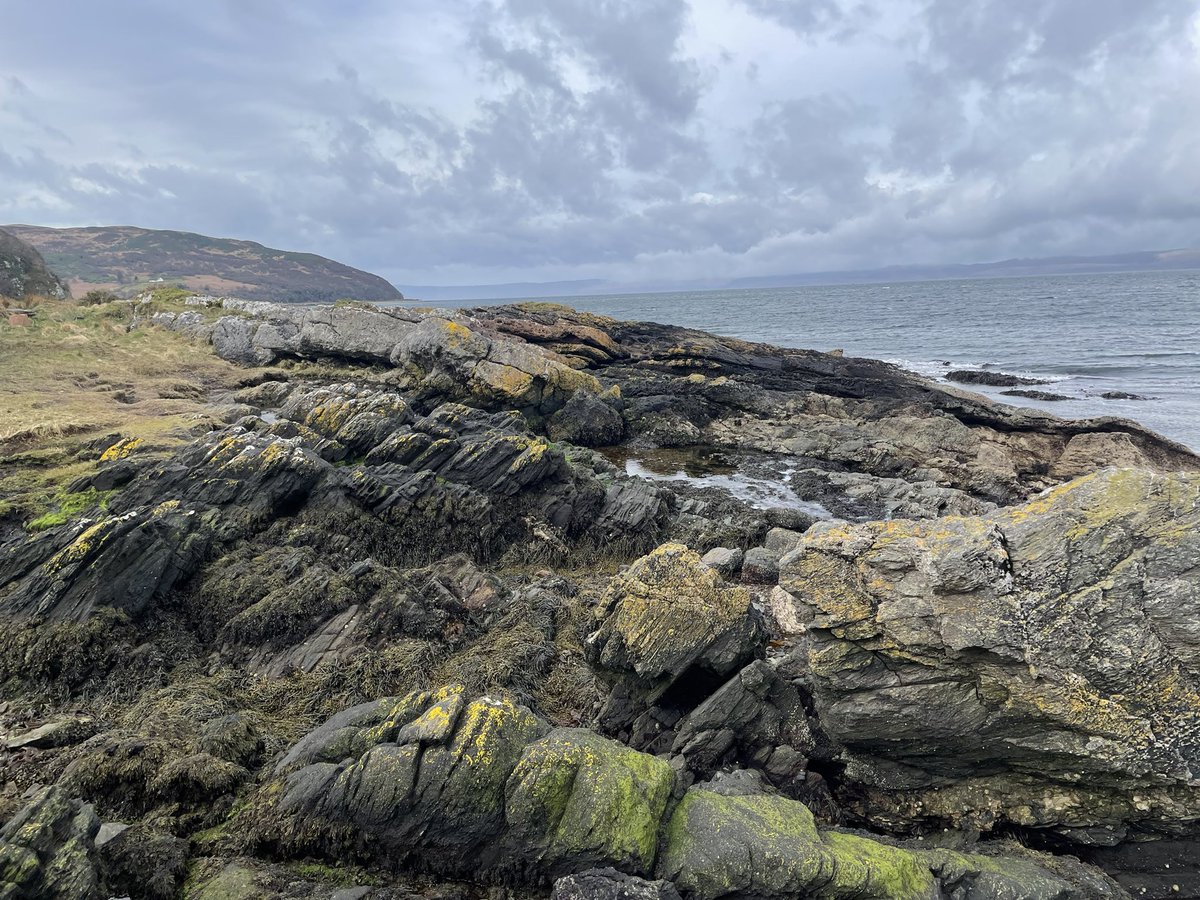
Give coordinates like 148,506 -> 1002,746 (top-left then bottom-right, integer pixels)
251,686 -> 1122,897
0,228 -> 68,300
266,686 -> 547,875
658,788 -> 1125,900
779,467 -> 1200,844
258,686 -> 673,880
505,728 -> 675,877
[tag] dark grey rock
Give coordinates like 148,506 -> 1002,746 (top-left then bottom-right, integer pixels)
547,390 -> 625,447
762,527 -> 803,556
672,660 -> 812,792
740,547 -> 780,584
946,369 -> 1050,387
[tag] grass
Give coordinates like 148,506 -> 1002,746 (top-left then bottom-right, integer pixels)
0,294 -> 254,526
27,487 -> 114,530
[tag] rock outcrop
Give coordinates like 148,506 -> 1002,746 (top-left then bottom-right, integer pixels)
0,227 -> 68,301
3,298 -> 1199,899
248,684 -> 1125,899
779,467 -> 1200,845
586,543 -> 762,740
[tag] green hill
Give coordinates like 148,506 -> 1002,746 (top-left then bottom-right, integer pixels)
5,225 -> 402,303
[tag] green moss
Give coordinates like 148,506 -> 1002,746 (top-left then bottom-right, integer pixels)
27,487 -> 113,531
506,728 -> 674,872
183,861 -> 261,900
660,790 -> 939,900
286,860 -> 380,886
0,843 -> 39,888
823,832 -> 936,899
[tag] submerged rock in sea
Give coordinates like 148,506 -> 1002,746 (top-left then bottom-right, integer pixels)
779,466 -> 1200,843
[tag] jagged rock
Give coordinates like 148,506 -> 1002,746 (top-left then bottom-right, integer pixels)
946,369 -> 1050,387
671,660 -> 812,793
546,389 -> 625,447
212,316 -> 274,366
255,686 -> 1120,897
592,480 -> 670,546
587,544 -> 762,713
0,428 -> 324,621
0,787 -> 101,899
780,467 -> 1200,843
551,869 -> 682,900
1001,388 -> 1071,401
657,788 -> 1126,900
699,547 -> 742,578
789,468 -> 999,520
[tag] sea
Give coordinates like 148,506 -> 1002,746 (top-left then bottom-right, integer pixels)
397,270 -> 1200,451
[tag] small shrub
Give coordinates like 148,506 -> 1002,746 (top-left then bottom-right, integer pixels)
79,289 -> 121,306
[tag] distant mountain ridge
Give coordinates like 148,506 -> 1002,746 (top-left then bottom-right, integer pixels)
5,225 -> 402,303
398,247 -> 1200,302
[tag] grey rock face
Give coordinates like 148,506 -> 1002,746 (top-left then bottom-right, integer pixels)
0,228 -> 68,300
780,467 -> 1200,843
0,787 -> 101,900
671,660 -> 813,793
699,546 -> 743,578
587,544 -> 762,710
762,527 -> 804,555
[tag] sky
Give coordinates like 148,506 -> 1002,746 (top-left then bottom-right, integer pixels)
1,0 -> 1198,287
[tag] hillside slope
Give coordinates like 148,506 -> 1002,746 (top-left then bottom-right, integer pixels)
0,227 -> 69,301
5,224 -> 402,303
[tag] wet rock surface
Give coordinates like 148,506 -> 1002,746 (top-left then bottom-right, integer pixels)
3,298 -> 1200,898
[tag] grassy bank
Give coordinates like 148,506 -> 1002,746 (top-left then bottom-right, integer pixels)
0,294 -> 243,524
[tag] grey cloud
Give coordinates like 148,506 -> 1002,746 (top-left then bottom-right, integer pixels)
1,0 -> 1198,284
735,0 -> 879,40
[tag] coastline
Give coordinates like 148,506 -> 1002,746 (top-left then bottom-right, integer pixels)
1,294 -> 1198,899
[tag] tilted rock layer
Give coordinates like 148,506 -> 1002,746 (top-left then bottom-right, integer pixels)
3,298 -> 1199,899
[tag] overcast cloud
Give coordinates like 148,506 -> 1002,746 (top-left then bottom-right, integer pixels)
1,0 -> 1198,286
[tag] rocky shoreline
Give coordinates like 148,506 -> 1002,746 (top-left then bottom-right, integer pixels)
1,297 -> 1198,899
